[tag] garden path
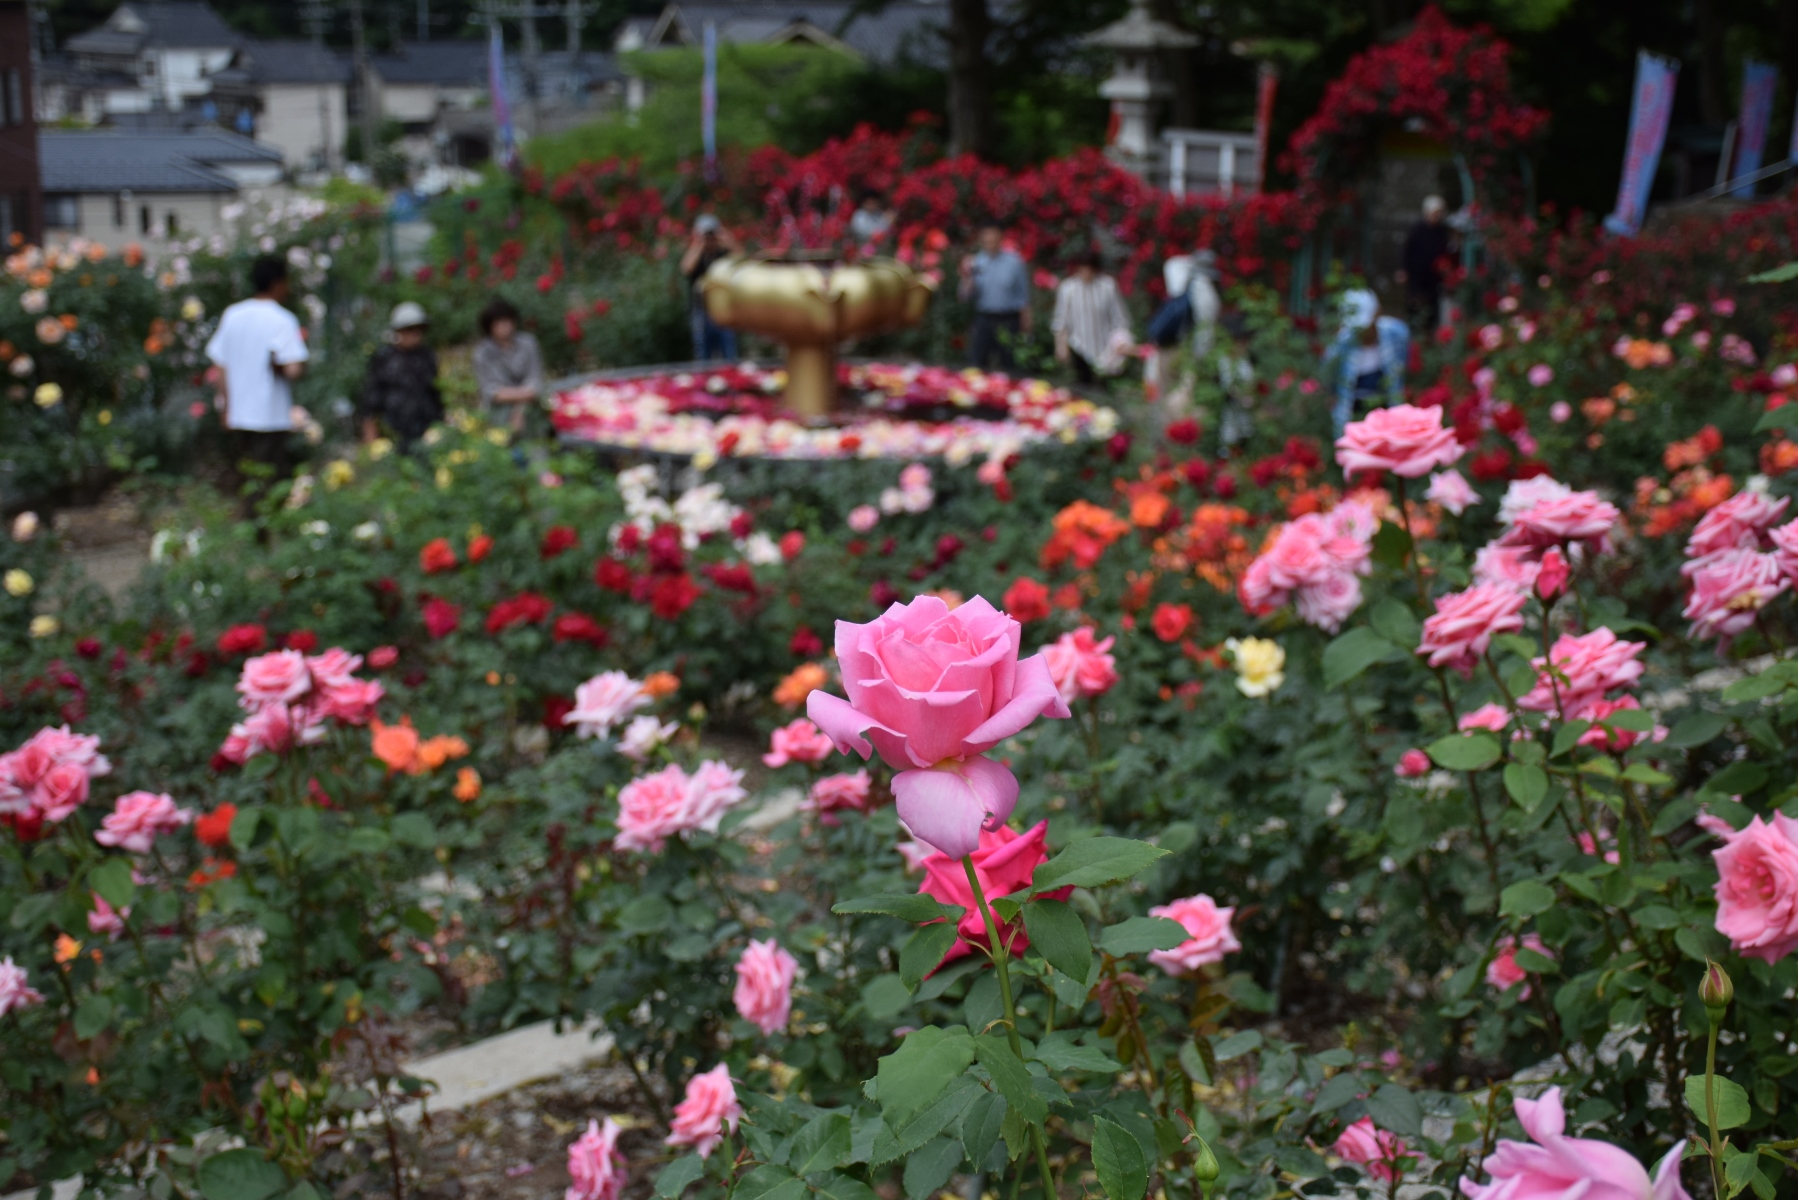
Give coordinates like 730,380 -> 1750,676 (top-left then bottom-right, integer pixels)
55,496 -> 150,602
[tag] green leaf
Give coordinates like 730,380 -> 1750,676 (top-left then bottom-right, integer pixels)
655,1155 -> 706,1198
1603,707 -> 1657,733
1512,948 -> 1559,974
1725,1146 -> 1761,1197
1034,1031 -> 1124,1074
1677,925 -> 1732,962
1706,762 -> 1768,797
1499,880 -> 1556,917
1022,899 -> 1092,982
90,856 -> 137,910
1310,1071 -> 1363,1114
1747,260 -> 1798,284
876,1026 -> 977,1129
391,812 -> 435,848
1427,732 -> 1502,771
1371,520 -> 1412,569
1031,838 -> 1168,893
229,807 -> 261,852
886,1078 -> 982,1161
788,1113 -> 852,1176
974,1033 -> 1048,1125
1178,1038 -> 1212,1085
813,1175 -> 879,1200
732,1165 -> 806,1200
902,1138 -> 964,1200
1091,1116 -> 1149,1200
1098,916 -> 1191,956
1364,1084 -> 1424,1139
1666,713 -> 1727,748
1551,721 -> 1592,758
1368,597 -> 1422,649
961,1091 -> 1008,1168
197,1149 -> 288,1200
834,893 -> 966,924
1684,1074 -> 1752,1131
1212,1030 -> 1261,1061
73,994 -> 113,1040
1322,627 -> 1404,688
1503,764 -> 1548,811
618,895 -> 673,934
861,974 -> 912,1021
346,827 -> 391,854
1621,763 -> 1673,785
1653,797 -> 1702,837
899,923 -> 961,991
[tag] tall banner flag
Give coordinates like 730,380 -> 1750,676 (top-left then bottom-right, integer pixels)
488,26 -> 517,171
1791,91 -> 1798,164
1252,63 -> 1278,194
1604,50 -> 1679,237
702,21 -> 718,175
1732,60 -> 1778,197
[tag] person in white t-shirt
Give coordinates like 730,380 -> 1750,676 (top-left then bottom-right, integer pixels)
204,254 -> 309,499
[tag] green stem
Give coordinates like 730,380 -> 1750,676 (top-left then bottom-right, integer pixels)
1706,1023 -> 1724,1200
963,856 -> 1057,1200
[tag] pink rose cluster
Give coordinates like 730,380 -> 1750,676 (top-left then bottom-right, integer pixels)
1495,478 -> 1621,554
1418,584 -> 1527,676
95,790 -> 194,854
665,1063 -> 742,1159
0,956 -> 45,1016
217,648 -> 385,766
804,770 -> 873,824
1146,893 -> 1241,976
1238,500 -> 1378,633
1333,1117 -> 1408,1183
1334,404 -> 1464,478
732,938 -> 799,1035
762,718 -> 835,768
0,725 -> 111,824
808,596 -> 1070,858
1703,811 -> 1798,963
1679,491 -> 1795,643
613,760 -> 747,852
1458,1087 -> 1689,1200
564,1118 -> 627,1200
1515,627 -> 1646,722
1041,627 -> 1120,702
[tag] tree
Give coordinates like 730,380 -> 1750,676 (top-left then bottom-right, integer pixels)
946,0 -> 997,158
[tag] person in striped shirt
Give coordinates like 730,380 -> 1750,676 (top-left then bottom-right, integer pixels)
1052,250 -> 1133,384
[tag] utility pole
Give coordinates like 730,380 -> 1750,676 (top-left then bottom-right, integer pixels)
417,0 -> 428,42
349,0 -> 377,167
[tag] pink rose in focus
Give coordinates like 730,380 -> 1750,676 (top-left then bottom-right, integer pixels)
1487,933 -> 1553,997
917,823 -> 1064,969
1458,1086 -> 1690,1200
763,718 -> 835,768
1497,491 -> 1620,551
1425,469 -> 1480,516
1394,749 -> 1431,778
1334,404 -> 1464,478
1708,812 -> 1798,963
1041,627 -> 1120,702
0,957 -> 45,1017
1683,549 -> 1788,642
565,1118 -> 626,1200
1458,704 -> 1511,733
733,938 -> 799,1035
304,647 -> 363,688
805,770 -> 872,823
1535,547 -> 1570,601
565,671 -> 650,739
665,1063 -> 742,1159
1771,519 -> 1798,584
615,765 -> 692,852
34,761 -> 92,823
807,596 -> 1069,858
236,650 -> 313,709
1418,585 -> 1527,676
95,790 -> 195,854
1334,1117 -> 1408,1183
1516,628 -> 1645,717
1147,893 -> 1241,976
1684,491 -> 1790,569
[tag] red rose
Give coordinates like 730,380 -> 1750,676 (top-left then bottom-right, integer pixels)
789,626 -> 823,657
704,563 -> 758,595
646,524 -> 685,573
468,534 -> 494,563
1107,433 -> 1133,462
217,624 -> 268,656
616,525 -> 643,555
419,538 -> 458,574
729,512 -> 754,539
422,597 -> 462,639
76,638 -> 103,659
780,531 -> 806,561
487,592 -> 552,634
1150,602 -> 1194,643
1002,577 -> 1052,623
542,694 -> 574,729
552,612 -> 609,646
646,573 -> 700,620
541,526 -> 579,559
196,803 -> 237,848
282,629 -> 318,653
594,557 -> 634,593
1166,418 -> 1200,445
367,645 -> 399,669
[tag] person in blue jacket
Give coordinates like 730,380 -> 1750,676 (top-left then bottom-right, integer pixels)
1323,288 -> 1409,434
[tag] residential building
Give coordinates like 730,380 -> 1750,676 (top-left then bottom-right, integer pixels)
0,0 -> 43,245
623,2 -> 946,64
207,40 -> 351,173
63,1 -> 240,115
39,128 -> 282,252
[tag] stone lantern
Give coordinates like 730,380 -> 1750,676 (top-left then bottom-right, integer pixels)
1084,1 -> 1198,179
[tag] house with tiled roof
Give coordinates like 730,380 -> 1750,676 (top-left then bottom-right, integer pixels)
63,1 -> 241,113
38,128 -> 282,250
619,1 -> 946,65
207,39 -> 352,172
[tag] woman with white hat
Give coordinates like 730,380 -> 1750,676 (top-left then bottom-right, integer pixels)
359,301 -> 444,451
1321,288 -> 1410,435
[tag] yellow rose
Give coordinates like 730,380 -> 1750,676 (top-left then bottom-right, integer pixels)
98,409 -> 112,425
180,297 -> 205,322
485,428 -> 510,446
29,614 -> 58,638
1225,637 -> 1285,698
322,460 -> 355,490
434,466 -> 454,490
4,569 -> 32,596
32,382 -> 61,408
367,438 -> 393,461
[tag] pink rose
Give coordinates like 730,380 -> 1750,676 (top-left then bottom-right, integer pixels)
226,701 -> 327,762
1334,1117 -> 1408,1183
1458,704 -> 1511,733
304,647 -> 364,688
1498,476 -> 1573,524
1335,404 -> 1464,478
1535,547 -> 1570,601
917,823 -> 1064,969
87,893 -> 129,938
848,505 -> 880,533
1238,504 -> 1375,632
95,790 -> 195,854
733,938 -> 799,1035
565,671 -> 650,739
1148,893 -> 1241,975
1772,519 -> 1798,584
1497,491 -> 1620,551
34,761 -> 92,823
1526,363 -> 1554,387
1394,749 -> 1431,778
1487,933 -> 1553,997
1472,544 -> 1543,592
615,765 -> 692,853
665,1063 -> 742,1159
1576,832 -> 1621,864
23,725 -> 110,776
1458,1087 -> 1690,1200
1577,696 -> 1661,752
1709,813 -> 1798,963
0,956 -> 45,1017
1425,469 -> 1480,516
1516,628 -> 1645,718
808,596 -> 1069,858
617,715 -> 678,763
1685,491 -> 1790,567
565,1118 -> 626,1200
805,770 -> 873,823
1293,569 -> 1365,633
681,760 -> 746,834
1683,549 -> 1788,642
1041,627 -> 1119,702
1418,585 -> 1527,676
1549,400 -> 1572,423
762,718 -> 835,768
236,650 -> 314,710
317,678 -> 385,725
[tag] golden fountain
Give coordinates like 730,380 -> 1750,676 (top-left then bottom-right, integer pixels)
699,254 -> 935,417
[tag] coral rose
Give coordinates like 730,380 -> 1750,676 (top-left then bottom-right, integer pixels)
1041,627 -> 1119,702
807,596 -> 1069,859
762,718 -> 834,768
1002,576 -> 1052,623
665,1063 -> 742,1159
1487,933 -> 1553,997
1147,893 -> 1241,975
1418,584 -> 1527,676
805,771 -> 873,823
732,938 -> 799,1035
1334,404 -> 1464,478
1458,1087 -> 1690,1200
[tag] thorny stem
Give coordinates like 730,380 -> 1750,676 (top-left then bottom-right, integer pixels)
963,856 -> 1058,1200
1430,666 -> 1504,900
624,1049 -> 671,1126
1705,1022 -> 1725,1200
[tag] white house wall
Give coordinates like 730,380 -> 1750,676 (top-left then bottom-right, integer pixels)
52,191 -> 229,255
259,83 -> 348,171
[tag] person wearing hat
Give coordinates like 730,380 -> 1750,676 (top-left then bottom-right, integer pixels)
360,301 -> 443,451
1321,288 -> 1410,434
680,214 -> 740,362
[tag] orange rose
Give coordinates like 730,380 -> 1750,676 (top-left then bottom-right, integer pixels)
641,671 -> 680,698
453,767 -> 482,802
773,662 -> 827,708
415,734 -> 470,772
371,717 -> 420,772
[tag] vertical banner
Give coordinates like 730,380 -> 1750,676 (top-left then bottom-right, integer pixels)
702,21 -> 718,175
1252,63 -> 1278,194
1604,50 -> 1679,237
488,26 -> 517,170
1732,60 -> 1778,197
1790,91 -> 1798,164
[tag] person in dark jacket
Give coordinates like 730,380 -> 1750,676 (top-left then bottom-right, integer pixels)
360,302 -> 443,451
1397,195 -> 1453,333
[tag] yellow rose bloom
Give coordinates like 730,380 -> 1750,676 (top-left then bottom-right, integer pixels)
32,382 -> 61,408
1225,637 -> 1285,698
3,568 -> 32,596
322,460 -> 355,491
30,615 -> 58,638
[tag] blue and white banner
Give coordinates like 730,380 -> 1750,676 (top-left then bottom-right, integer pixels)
1733,60 -> 1778,198
1605,50 -> 1679,237
489,26 -> 517,170
702,21 -> 718,171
